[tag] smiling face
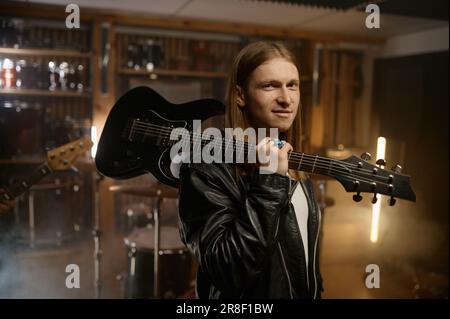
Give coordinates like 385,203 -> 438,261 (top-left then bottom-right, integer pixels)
237,57 -> 300,133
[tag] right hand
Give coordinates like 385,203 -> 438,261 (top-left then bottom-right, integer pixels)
256,137 -> 293,175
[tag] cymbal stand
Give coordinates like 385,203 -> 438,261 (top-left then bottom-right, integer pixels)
153,189 -> 163,298
92,172 -> 103,299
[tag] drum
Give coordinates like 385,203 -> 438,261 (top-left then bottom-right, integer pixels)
124,226 -> 194,299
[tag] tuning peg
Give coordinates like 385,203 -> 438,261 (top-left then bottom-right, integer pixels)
376,159 -> 386,167
360,152 -> 372,161
353,193 -> 363,202
388,196 -> 396,206
372,193 -> 378,204
391,164 -> 402,174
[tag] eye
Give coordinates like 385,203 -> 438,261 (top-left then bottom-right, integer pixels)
262,83 -> 274,88
288,82 -> 299,89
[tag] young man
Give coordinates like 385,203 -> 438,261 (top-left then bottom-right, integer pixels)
178,41 -> 323,298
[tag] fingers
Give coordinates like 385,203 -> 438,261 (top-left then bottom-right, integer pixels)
257,137 -> 272,157
257,138 -> 292,155
280,141 -> 293,153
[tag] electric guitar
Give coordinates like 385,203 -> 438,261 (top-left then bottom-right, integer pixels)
95,86 -> 416,205
0,137 -> 93,201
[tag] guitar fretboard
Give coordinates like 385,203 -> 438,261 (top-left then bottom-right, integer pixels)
1,163 -> 52,201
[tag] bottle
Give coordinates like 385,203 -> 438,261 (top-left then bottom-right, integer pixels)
48,60 -> 59,91
1,58 -> 16,89
58,61 -> 69,91
76,63 -> 84,92
68,61 -> 76,90
15,59 -> 26,88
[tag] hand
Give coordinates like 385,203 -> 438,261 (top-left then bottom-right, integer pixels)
256,138 -> 293,175
0,189 -> 15,214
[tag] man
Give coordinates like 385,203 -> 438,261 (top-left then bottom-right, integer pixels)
178,41 -> 323,298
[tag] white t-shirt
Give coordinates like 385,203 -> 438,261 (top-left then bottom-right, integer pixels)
290,182 -> 309,269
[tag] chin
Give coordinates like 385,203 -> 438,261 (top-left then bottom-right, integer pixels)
278,126 -> 290,133
275,121 -> 293,133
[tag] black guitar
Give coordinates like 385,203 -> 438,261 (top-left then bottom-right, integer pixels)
96,86 -> 416,205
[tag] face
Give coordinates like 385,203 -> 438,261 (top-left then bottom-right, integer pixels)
237,57 -> 300,133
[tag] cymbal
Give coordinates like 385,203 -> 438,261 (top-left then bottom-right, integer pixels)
108,183 -> 178,198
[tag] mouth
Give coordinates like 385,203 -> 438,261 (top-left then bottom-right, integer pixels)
272,110 -> 293,119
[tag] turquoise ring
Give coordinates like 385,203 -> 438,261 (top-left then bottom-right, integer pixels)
274,139 -> 285,149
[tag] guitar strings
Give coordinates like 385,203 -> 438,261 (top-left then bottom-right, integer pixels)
129,121 -> 351,169
128,125 -> 396,191
128,122 -> 392,185
128,121 -> 393,186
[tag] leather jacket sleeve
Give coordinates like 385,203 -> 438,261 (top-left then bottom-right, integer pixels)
178,163 -> 291,297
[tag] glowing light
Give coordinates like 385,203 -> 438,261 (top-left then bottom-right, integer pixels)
91,126 -> 98,158
370,137 -> 386,243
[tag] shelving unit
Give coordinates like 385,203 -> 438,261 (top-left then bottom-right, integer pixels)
0,47 -> 91,58
0,88 -> 90,97
118,67 -> 228,79
0,16 -> 93,163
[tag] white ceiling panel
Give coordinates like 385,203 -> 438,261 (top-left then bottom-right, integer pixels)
9,0 -> 449,39
176,0 -> 335,27
294,9 -> 448,37
12,0 -> 188,16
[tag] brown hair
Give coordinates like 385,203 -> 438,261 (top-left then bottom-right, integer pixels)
225,41 -> 304,180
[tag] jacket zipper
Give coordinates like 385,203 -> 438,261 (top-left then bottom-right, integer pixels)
278,242 -> 293,298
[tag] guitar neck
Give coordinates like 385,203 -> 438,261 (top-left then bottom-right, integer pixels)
173,134 -> 348,179
287,151 -> 338,177
1,162 -> 52,201
218,137 -> 345,179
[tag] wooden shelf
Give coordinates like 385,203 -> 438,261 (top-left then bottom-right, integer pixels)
0,47 -> 92,58
0,158 -> 45,165
119,68 -> 313,81
0,88 -> 91,98
118,68 -> 228,78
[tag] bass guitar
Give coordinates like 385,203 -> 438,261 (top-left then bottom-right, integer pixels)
1,136 -> 93,201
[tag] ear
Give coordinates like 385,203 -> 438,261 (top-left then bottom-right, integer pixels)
235,86 -> 246,108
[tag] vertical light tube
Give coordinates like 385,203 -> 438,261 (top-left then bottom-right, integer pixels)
91,125 -> 98,158
370,137 -> 386,243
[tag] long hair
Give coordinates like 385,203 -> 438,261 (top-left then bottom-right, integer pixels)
225,41 -> 304,180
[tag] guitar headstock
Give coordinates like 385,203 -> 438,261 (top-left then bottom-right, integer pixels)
333,153 -> 416,206
46,136 -> 93,171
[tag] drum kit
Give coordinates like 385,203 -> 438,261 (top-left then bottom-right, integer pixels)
8,152 -> 194,299
109,182 -> 195,299
78,153 -> 195,298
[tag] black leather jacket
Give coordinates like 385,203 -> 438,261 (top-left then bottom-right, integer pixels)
178,162 -> 323,299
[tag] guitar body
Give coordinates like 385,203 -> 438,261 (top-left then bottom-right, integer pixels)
95,86 -> 225,187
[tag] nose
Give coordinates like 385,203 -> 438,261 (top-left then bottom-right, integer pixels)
276,86 -> 292,106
